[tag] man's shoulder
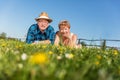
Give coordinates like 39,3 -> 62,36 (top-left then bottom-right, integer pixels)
48,25 -> 54,28
47,25 -> 54,30
29,24 -> 38,30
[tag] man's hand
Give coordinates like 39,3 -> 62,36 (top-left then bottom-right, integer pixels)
44,40 -> 51,44
32,40 -> 51,44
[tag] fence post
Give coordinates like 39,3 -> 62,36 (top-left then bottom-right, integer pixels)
101,39 -> 106,50
78,39 -> 81,44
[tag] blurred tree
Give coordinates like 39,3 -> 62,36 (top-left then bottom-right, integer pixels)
0,32 -> 7,39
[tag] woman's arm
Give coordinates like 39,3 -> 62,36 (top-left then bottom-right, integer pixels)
54,34 -> 60,46
68,34 -> 77,48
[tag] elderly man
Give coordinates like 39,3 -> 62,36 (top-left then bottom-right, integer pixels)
26,12 -> 55,44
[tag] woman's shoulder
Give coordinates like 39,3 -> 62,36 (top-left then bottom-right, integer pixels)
55,31 -> 62,39
56,31 -> 60,35
71,32 -> 77,39
70,32 -> 76,36
70,32 -> 74,36
56,31 -> 59,33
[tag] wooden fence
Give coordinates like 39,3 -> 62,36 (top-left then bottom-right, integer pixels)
78,38 -> 120,49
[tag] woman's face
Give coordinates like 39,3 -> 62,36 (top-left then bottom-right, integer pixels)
37,19 -> 49,31
59,26 -> 70,37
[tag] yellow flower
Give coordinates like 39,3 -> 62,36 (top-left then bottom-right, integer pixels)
42,45 -> 47,49
1,43 -> 6,47
29,53 -> 48,65
48,51 -> 53,55
16,45 -> 22,49
69,54 -> 74,59
113,50 -> 118,55
16,46 -> 19,49
65,53 -> 74,59
58,46 -> 66,52
95,61 -> 99,65
19,45 -> 22,48
96,55 -> 102,60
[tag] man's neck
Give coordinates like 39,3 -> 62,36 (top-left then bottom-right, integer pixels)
41,30 -> 45,33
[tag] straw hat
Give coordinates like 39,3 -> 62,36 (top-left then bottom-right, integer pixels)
35,12 -> 52,23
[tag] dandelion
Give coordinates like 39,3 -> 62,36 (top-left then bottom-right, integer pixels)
42,45 -> 47,49
19,45 -> 22,48
69,54 -> 74,58
16,46 -> 19,49
29,52 -> 48,65
65,53 -> 74,59
113,50 -> 118,55
96,55 -> 102,60
48,51 -> 53,55
57,46 -> 66,54
95,61 -> 99,65
1,43 -> 6,47
16,45 -> 22,49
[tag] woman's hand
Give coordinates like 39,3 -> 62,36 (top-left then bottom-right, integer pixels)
63,33 -> 71,39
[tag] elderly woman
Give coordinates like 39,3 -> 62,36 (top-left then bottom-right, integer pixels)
54,20 -> 81,48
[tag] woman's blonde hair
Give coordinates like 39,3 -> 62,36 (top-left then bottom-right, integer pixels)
58,20 -> 70,29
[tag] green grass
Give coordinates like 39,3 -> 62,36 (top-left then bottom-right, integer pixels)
0,39 -> 120,80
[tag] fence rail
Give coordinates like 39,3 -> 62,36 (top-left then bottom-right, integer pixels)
78,38 -> 120,49
78,38 -> 120,41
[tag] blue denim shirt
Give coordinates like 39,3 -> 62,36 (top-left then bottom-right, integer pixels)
26,24 -> 55,44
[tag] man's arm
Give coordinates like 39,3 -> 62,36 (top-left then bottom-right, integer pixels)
48,26 -> 55,44
26,25 -> 35,44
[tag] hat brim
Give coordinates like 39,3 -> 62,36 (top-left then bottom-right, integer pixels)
35,17 -> 52,23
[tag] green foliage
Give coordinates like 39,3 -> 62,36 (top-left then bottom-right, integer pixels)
0,32 -> 7,39
0,39 -> 120,80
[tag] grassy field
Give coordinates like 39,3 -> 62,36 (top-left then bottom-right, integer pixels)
0,39 -> 120,80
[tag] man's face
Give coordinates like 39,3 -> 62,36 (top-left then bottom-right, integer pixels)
37,19 -> 49,31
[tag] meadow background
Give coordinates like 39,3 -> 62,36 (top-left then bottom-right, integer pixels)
0,38 -> 120,80
0,0 -> 120,80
